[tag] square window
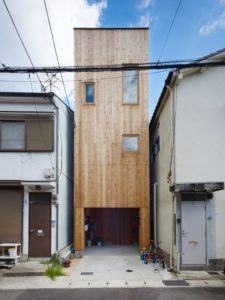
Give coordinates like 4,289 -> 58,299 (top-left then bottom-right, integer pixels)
123,70 -> 138,104
0,122 -> 25,150
123,135 -> 139,152
85,83 -> 94,104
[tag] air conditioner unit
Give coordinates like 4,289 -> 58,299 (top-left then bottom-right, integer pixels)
44,168 -> 55,180
52,194 -> 58,203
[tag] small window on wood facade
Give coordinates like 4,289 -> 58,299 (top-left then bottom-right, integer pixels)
123,135 -> 139,152
85,83 -> 94,104
123,70 -> 138,104
0,117 -> 54,152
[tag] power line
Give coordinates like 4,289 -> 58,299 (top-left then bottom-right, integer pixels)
43,0 -> 70,107
2,0 -> 46,91
0,69 -> 168,84
28,73 -> 73,183
158,0 -> 182,62
0,59 -> 225,74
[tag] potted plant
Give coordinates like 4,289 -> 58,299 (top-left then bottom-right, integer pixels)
63,259 -> 71,268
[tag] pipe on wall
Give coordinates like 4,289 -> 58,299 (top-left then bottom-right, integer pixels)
166,84 -> 174,271
153,182 -> 158,245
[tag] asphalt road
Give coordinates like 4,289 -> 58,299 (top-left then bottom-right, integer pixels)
0,288 -> 225,300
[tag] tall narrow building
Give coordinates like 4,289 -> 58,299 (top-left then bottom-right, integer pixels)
74,28 -> 149,255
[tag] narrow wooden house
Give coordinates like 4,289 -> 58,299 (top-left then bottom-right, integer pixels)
74,28 -> 149,255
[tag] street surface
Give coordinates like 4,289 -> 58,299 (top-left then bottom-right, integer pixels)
0,288 -> 225,300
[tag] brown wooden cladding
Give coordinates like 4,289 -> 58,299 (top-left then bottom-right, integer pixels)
74,29 -> 150,250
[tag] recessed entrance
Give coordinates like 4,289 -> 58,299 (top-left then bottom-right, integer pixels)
29,193 -> 51,257
85,208 -> 139,246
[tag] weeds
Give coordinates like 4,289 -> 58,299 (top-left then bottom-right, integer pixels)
44,254 -> 65,280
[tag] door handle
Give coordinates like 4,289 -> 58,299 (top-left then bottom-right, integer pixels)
29,229 -> 34,233
189,240 -> 198,245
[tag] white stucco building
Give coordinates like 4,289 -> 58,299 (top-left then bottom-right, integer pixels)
150,49 -> 225,271
0,92 -> 73,260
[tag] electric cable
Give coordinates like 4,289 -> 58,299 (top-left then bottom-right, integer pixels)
2,0 -> 45,91
1,59 -> 225,74
158,0 -> 182,62
43,0 -> 70,107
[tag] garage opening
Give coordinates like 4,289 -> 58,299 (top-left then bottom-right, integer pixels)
84,208 -> 139,246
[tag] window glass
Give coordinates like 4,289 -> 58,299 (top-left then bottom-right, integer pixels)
123,135 -> 139,152
123,70 -> 138,104
85,83 -> 94,103
1,122 -> 25,149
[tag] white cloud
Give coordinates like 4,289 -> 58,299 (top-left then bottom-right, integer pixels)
0,0 -> 107,106
138,0 -> 152,9
136,13 -> 157,27
138,14 -> 151,27
199,13 -> 225,36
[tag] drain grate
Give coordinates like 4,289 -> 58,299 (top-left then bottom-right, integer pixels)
163,280 -> 190,286
80,272 -> 93,275
126,269 -> 133,272
208,271 -> 220,275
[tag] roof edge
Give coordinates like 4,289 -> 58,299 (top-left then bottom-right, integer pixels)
150,71 -> 174,128
0,91 -> 54,98
73,27 -> 149,30
150,47 -> 225,127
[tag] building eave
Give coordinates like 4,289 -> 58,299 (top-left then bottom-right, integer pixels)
150,48 -> 225,128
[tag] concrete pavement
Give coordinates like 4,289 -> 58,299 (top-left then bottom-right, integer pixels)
0,245 -> 225,290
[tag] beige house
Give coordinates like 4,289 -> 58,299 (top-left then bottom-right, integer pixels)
74,28 -> 150,255
150,49 -> 225,271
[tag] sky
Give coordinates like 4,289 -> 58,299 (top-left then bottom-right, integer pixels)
0,0 -> 225,118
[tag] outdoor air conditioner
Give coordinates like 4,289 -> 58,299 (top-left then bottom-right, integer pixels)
44,168 -> 55,180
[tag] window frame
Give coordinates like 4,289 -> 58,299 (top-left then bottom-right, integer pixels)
0,117 -> 54,153
122,68 -> 139,105
122,134 -> 140,153
84,82 -> 95,105
150,136 -> 160,164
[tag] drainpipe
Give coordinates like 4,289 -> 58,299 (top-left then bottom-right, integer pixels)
170,194 -> 174,271
153,183 -> 158,245
54,98 -> 59,253
166,84 -> 174,271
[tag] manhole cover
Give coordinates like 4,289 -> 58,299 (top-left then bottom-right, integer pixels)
163,280 -> 190,286
208,271 -> 220,275
126,269 -> 133,272
80,272 -> 93,275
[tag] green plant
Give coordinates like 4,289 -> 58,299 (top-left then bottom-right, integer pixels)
44,254 -> 65,280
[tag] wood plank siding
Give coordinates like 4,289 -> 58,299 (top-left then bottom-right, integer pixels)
74,28 -> 150,251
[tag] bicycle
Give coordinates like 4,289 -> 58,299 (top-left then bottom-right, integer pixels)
140,240 -> 165,269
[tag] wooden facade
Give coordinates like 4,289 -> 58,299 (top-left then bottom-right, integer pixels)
74,28 -> 150,252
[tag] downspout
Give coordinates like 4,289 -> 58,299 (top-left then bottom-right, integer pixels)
55,98 -> 59,253
166,84 -> 174,271
153,183 -> 158,245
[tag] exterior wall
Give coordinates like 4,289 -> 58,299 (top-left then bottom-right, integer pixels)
0,101 -> 56,181
150,91 -> 174,258
74,29 -> 149,250
57,99 -> 74,253
175,66 -> 225,259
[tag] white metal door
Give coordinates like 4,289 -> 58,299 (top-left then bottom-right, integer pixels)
181,201 -> 206,265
